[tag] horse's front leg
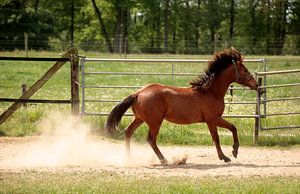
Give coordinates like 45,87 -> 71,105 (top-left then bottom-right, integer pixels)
207,123 -> 231,162
214,117 -> 239,158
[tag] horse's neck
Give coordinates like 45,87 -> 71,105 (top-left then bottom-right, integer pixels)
209,70 -> 235,98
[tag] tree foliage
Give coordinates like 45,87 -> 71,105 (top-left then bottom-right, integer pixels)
0,0 -> 299,54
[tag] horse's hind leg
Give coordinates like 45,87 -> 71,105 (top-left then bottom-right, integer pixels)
125,118 -> 143,158
147,124 -> 167,165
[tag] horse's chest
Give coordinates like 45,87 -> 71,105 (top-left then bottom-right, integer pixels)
200,99 -> 225,116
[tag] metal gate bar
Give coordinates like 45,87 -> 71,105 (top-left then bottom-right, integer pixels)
255,69 -> 300,132
81,57 -> 265,118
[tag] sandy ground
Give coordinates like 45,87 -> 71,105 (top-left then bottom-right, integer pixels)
0,136 -> 299,177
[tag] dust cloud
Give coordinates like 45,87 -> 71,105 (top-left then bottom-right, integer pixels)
3,111 -> 162,168
2,112 -> 300,177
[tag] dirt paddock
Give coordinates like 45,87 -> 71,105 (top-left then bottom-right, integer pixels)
0,136 -> 299,177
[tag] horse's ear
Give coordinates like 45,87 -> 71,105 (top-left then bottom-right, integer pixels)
230,47 -> 237,52
230,47 -> 241,62
236,56 -> 244,66
230,47 -> 240,55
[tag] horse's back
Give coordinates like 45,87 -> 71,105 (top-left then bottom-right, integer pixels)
135,84 -> 192,103
137,83 -> 190,94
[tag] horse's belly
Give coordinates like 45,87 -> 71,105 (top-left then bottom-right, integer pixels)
165,117 -> 198,125
164,111 -> 203,124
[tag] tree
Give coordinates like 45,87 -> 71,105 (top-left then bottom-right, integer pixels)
91,0 -> 114,52
229,0 -> 235,41
163,0 -> 170,52
0,0 -> 54,50
289,0 -> 300,54
1,0 -> 300,54
272,0 -> 288,54
204,0 -> 223,53
112,0 -> 132,53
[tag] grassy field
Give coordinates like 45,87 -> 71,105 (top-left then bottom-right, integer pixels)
0,171 -> 299,194
0,50 -> 299,194
0,50 -> 299,146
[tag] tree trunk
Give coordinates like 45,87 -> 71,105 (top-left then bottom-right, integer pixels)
229,0 -> 234,43
155,1 -> 161,52
208,0 -> 215,53
278,0 -> 287,54
113,1 -> 122,53
266,0 -> 271,54
163,0 -> 170,53
34,0 -> 39,12
250,0 -> 258,54
210,27 -> 215,53
195,0 -> 201,53
122,9 -> 130,54
184,0 -> 190,53
171,0 -> 178,53
91,0 -> 114,53
70,0 -> 74,47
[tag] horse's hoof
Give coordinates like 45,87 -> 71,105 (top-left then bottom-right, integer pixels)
160,159 -> 168,166
232,149 -> 238,158
221,156 -> 231,163
232,143 -> 239,158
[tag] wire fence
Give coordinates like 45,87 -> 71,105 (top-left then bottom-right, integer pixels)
1,33 -> 300,55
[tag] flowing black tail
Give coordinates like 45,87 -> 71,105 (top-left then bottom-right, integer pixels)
106,94 -> 138,134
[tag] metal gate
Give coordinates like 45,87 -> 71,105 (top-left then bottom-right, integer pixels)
255,69 -> 300,136
79,57 -> 300,142
79,57 -> 265,120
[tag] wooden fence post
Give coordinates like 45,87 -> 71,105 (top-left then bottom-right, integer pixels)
21,84 -> 27,107
70,51 -> 80,116
24,32 -> 28,57
0,48 -> 77,125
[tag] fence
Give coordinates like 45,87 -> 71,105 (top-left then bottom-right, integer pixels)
254,69 -> 300,142
1,52 -> 299,142
80,58 -> 265,117
2,33 -> 300,55
80,57 -> 274,142
0,48 -> 80,125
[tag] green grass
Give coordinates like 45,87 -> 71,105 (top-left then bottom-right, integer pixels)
0,50 -> 299,146
0,171 -> 299,194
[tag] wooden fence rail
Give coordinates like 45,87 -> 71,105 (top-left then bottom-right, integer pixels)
0,48 -> 79,125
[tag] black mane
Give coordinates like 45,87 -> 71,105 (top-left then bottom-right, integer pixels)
190,48 -> 241,91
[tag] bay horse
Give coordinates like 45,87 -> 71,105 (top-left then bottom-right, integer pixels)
106,48 -> 258,165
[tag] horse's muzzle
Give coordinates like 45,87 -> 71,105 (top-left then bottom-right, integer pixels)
252,83 -> 259,91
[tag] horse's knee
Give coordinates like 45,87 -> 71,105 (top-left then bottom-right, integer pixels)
228,124 -> 237,132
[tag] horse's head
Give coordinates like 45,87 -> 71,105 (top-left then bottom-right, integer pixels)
232,58 -> 258,90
